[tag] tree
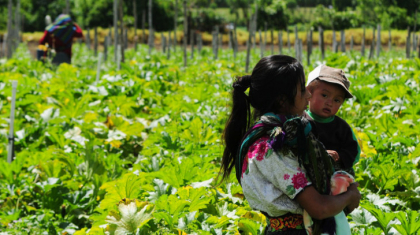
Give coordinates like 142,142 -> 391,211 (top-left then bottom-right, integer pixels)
227,0 -> 251,27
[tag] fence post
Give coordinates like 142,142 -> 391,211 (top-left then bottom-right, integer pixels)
183,0 -> 187,67
167,31 -> 171,60
270,27 -> 274,55
148,0 -> 153,55
319,26 -> 324,60
406,27 -> 411,58
361,26 -> 365,56
94,27 -> 98,56
114,0 -> 118,60
246,13 -> 256,73
369,28 -> 375,59
376,24 -> 381,57
6,0 -> 13,59
278,30 -> 282,55
190,30 -> 194,59
388,29 -> 391,51
142,10 -> 146,44
7,80 -> 17,163
174,0 -> 178,52
133,0 -> 138,51
96,53 -> 102,83
259,29 -> 263,58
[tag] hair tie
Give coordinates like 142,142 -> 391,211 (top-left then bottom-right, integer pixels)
233,75 -> 251,93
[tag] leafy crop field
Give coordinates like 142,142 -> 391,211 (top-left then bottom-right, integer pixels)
1,44 -> 420,234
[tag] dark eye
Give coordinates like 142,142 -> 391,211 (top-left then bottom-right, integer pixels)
321,94 -> 327,98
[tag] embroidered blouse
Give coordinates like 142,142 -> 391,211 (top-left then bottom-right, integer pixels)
240,135 -> 312,217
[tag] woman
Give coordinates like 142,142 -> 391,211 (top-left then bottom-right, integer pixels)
39,14 -> 83,64
219,55 -> 360,234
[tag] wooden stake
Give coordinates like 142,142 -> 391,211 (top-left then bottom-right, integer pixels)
86,28 -> 91,50
361,26 -> 365,56
65,0 -> 70,14
233,24 -> 238,57
182,0 -> 187,67
246,13 -> 256,73
264,22 -> 267,55
119,0 -> 125,62
369,28 -> 375,59
94,27 -> 98,56
259,29 -> 263,58
96,53 -> 102,83
148,0 -> 153,55
190,30 -> 194,59
142,10 -> 146,44
197,32 -> 202,53
113,0 -> 118,61
104,36 -> 108,61
7,80 -> 17,163
388,29 -> 391,51
133,0 -> 138,51
376,24 -> 381,57
406,27 -> 411,58
307,29 -> 312,65
340,30 -> 345,52
162,32 -> 166,53
117,44 -> 121,70
319,26 -> 324,60
278,30 -> 282,54
167,31 -> 171,59
174,0 -> 178,51
6,0 -> 13,59
270,27 -> 274,55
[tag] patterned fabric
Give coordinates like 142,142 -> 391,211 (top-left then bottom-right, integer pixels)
241,139 -> 311,216
236,113 -> 336,235
46,14 -> 77,45
266,213 -> 304,232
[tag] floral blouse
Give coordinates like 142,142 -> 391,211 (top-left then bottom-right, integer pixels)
240,135 -> 312,217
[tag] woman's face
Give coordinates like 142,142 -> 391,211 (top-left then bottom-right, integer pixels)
289,83 -> 311,116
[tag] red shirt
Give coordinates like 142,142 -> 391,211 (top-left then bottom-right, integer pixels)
39,23 -> 83,59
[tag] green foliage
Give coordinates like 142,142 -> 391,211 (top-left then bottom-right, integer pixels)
1,41 -> 420,234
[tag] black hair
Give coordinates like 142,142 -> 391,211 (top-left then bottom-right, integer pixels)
219,55 -> 305,182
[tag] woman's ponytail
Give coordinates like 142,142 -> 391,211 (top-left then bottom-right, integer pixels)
219,75 -> 252,182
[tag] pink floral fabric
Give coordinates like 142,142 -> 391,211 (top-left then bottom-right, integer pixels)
247,136 -> 270,161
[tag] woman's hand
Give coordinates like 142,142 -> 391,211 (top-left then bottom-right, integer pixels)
344,182 -> 361,213
296,183 -> 361,220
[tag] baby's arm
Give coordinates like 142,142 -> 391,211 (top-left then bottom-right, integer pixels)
336,121 -> 361,168
327,150 -> 340,162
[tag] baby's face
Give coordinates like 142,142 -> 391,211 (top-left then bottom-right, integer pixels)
308,81 -> 345,118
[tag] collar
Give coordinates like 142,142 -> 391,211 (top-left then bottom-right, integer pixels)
306,110 -> 335,123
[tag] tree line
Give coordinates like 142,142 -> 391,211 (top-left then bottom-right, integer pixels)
0,0 -> 418,33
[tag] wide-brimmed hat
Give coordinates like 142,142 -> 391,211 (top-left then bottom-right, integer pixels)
307,64 -> 353,98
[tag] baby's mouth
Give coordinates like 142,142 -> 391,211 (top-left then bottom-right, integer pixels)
323,108 -> 331,113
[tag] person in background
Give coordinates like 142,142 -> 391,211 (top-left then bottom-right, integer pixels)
219,55 -> 361,235
304,65 -> 361,177
39,14 -> 83,65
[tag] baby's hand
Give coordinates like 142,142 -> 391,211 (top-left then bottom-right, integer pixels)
327,150 -> 340,162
